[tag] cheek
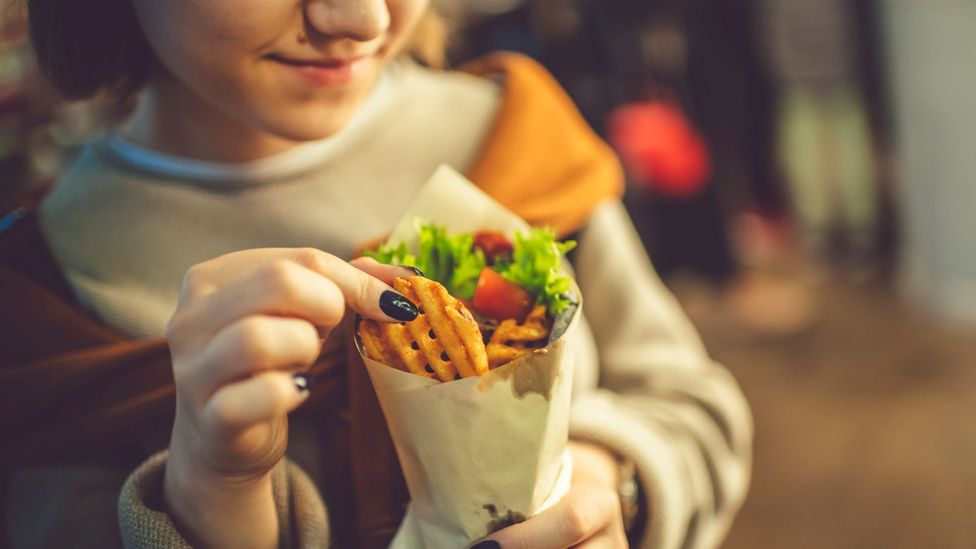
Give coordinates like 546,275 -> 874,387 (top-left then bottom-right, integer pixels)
133,0 -> 300,119
391,0 -> 430,24
384,0 -> 431,56
133,0 -> 290,76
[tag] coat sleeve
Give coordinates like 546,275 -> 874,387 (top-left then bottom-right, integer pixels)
118,451 -> 331,549
0,208 -> 180,466
567,200 -> 753,549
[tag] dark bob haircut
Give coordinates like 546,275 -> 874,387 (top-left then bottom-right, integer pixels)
27,0 -> 155,101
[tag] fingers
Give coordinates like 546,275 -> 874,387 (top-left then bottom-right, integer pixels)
349,256 -> 421,285
175,250 -> 419,342
203,371 -> 308,433
174,259 -> 348,339
483,484 -> 621,549
184,315 -> 322,396
291,249 -> 418,322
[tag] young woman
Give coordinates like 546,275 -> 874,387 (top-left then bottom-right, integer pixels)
0,1 -> 752,547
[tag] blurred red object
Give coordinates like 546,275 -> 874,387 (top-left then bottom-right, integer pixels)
607,101 -> 711,198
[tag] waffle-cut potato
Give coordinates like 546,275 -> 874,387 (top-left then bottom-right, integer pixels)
360,276 -> 489,382
397,277 -> 490,380
359,320 -> 404,371
359,317 -> 436,379
487,305 -> 552,369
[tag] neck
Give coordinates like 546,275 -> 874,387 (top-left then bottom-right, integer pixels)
120,73 -> 299,163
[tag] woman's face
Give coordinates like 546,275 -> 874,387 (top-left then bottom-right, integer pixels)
130,0 -> 429,141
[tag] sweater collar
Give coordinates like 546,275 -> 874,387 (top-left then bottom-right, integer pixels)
99,63 -> 399,186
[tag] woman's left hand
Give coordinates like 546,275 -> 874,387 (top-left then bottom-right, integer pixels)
480,440 -> 629,549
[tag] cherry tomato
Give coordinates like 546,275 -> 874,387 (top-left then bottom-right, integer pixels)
473,230 -> 514,263
472,267 -> 535,322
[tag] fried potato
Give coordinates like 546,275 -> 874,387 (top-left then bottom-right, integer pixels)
359,320 -> 403,371
397,277 -> 490,380
359,276 -> 490,382
487,305 -> 552,369
359,317 -> 436,379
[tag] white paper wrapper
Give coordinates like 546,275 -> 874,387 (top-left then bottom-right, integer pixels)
356,165 -> 580,548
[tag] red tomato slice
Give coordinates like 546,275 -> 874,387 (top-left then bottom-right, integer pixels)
472,267 -> 535,322
473,230 -> 514,263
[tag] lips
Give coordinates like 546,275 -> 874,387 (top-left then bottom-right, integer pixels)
270,54 -> 366,67
268,53 -> 373,86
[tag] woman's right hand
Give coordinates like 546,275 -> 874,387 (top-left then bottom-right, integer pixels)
162,248 -> 418,549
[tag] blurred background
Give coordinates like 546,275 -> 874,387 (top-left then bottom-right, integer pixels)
2,0 -> 975,546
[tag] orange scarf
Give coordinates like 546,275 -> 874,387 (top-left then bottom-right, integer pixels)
465,52 -> 623,236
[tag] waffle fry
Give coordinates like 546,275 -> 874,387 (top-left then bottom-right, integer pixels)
359,276 -> 490,382
487,305 -> 552,369
359,317 -> 437,379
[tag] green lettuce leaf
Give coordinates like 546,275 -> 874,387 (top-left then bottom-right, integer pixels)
365,221 -> 576,313
494,227 -> 577,314
365,220 -> 486,299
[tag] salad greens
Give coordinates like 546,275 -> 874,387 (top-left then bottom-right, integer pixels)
496,228 -> 577,314
364,221 -> 486,299
365,221 -> 577,314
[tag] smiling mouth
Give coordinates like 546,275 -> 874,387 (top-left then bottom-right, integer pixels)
268,54 -> 367,67
268,53 -> 373,86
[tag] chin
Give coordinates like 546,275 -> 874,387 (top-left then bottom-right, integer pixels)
261,105 -> 359,142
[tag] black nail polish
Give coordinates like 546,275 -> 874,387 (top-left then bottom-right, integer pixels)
380,290 -> 419,321
400,265 -> 424,277
471,542 -> 501,549
293,373 -> 316,393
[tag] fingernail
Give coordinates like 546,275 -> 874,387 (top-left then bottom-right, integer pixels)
471,542 -> 500,549
293,373 -> 316,393
400,265 -> 424,277
380,290 -> 419,321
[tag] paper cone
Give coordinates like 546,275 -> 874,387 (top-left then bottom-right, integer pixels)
355,165 -> 580,548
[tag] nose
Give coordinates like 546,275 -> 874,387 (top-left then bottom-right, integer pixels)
305,0 -> 391,42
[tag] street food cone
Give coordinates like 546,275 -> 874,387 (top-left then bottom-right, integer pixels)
354,166 -> 580,548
